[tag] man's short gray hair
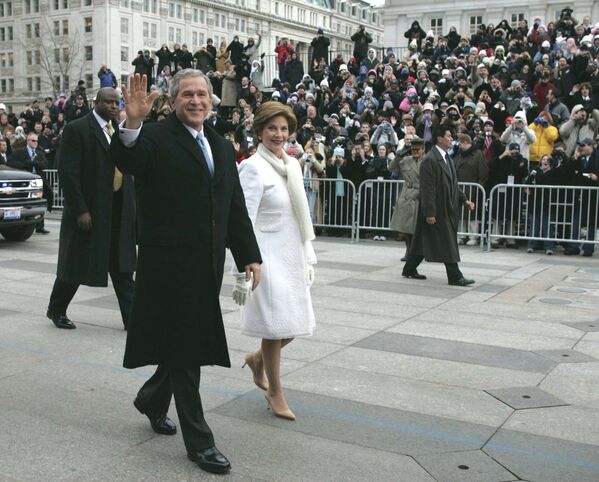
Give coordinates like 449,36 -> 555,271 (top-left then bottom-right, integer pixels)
169,69 -> 213,99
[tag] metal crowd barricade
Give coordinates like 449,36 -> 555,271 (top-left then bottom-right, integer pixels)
355,180 -> 487,249
355,179 -> 403,241
42,169 -> 63,209
306,177 -> 356,240
487,183 -> 599,252
457,182 -> 487,251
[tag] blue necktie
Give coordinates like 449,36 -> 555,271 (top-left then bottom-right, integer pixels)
196,132 -> 214,177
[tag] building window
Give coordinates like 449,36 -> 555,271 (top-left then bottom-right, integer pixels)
274,2 -> 278,15
340,2 -> 345,13
83,0 -> 92,5
53,0 -> 58,8
62,19 -> 68,35
25,24 -> 32,38
8,78 -> 13,92
430,18 -> 443,36
120,0 -> 129,7
62,0 -> 68,8
193,8 -> 198,23
0,28 -> 4,41
142,22 -> 148,38
33,0 -> 39,10
150,23 -> 157,39
121,17 -> 128,34
7,26 -> 12,40
34,50 -> 40,64
168,26 -> 174,42
35,76 -> 41,91
199,9 -> 204,23
53,20 -> 59,35
85,73 -> 93,88
62,75 -> 69,91
176,4 -> 182,19
169,2 -> 174,17
469,15 -> 483,35
26,51 -> 32,65
0,79 -> 5,93
84,17 -> 92,32
120,46 -> 128,62
27,78 -> 33,92
351,6 -> 356,16
84,46 -> 93,61
510,13 -> 525,28
192,31 -> 197,46
54,48 -> 60,63
62,47 -> 69,62
24,0 -> 30,13
175,28 -> 181,43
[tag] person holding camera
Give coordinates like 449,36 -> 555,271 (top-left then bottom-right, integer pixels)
559,103 -> 599,157
487,142 -> 529,248
564,138 -> 599,256
529,112 -> 558,166
132,50 -> 154,92
351,25 -> 373,65
500,111 -> 536,166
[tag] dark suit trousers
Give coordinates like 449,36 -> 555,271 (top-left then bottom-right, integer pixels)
137,365 -> 214,452
404,254 -> 463,282
48,190 -> 133,326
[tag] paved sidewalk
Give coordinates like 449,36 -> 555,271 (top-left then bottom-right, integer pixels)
1,218 -> 599,481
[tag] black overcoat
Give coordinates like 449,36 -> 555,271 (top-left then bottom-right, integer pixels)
410,147 -> 466,263
56,112 -> 136,286
111,113 -> 261,369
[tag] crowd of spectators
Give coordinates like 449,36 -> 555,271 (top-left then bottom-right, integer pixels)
2,9 -> 599,253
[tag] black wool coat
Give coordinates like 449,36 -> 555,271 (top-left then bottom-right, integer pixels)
56,112 -> 136,286
111,113 -> 261,369
410,146 -> 467,263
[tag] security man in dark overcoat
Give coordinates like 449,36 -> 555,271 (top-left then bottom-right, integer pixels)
46,88 -> 136,329
403,125 -> 476,286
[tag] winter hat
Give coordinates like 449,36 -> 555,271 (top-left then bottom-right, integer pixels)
317,28 -> 324,34
484,119 -> 495,126
339,64 -> 348,72
333,146 -> 345,157
511,79 -> 522,89
470,47 -> 478,54
422,102 -> 434,111
441,68 -> 450,77
320,78 -> 329,89
463,101 -> 476,111
364,86 -> 373,95
541,40 -> 551,48
383,100 -> 394,110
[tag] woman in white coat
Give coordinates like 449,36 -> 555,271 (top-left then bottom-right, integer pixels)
233,102 -> 316,421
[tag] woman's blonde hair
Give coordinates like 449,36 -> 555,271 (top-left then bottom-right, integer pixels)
253,101 -> 297,139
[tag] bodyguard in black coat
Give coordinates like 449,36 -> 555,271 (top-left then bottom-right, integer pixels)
403,126 -> 476,286
112,71 -> 261,475
47,89 -> 136,330
8,133 -> 54,232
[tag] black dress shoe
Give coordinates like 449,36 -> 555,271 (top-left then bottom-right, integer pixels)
46,310 -> 76,329
36,228 -> 50,234
188,446 -> 231,474
402,270 -> 427,280
133,398 -> 177,435
448,278 -> 475,287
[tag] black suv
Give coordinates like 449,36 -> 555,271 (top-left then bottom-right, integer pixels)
0,165 -> 47,241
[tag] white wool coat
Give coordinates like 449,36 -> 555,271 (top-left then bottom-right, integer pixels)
237,152 -> 316,339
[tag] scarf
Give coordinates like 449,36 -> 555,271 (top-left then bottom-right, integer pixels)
422,114 -> 433,144
257,144 -> 315,243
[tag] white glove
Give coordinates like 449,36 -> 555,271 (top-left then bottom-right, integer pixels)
306,265 -> 315,287
232,274 -> 252,306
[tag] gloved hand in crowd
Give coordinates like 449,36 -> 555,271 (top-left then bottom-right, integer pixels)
306,265 -> 315,287
534,116 -> 549,128
232,273 -> 253,306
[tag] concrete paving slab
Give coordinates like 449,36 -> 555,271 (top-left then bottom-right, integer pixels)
0,258 -> 57,273
539,363 -> 599,409
316,260 -> 386,273
485,386 -> 568,410
355,332 -> 557,373
575,340 -> 599,359
320,347 -> 544,390
534,349 -> 597,364
484,429 -> 599,482
311,299 -> 429,324
213,388 -> 497,456
332,277 -> 465,299
562,321 -> 599,332
414,450 -> 518,482
503,405 -> 599,446
412,309 -> 583,340
282,364 -> 513,426
387,319 -> 576,351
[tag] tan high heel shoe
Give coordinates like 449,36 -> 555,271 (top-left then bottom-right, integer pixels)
265,392 -> 296,421
242,353 -> 269,391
